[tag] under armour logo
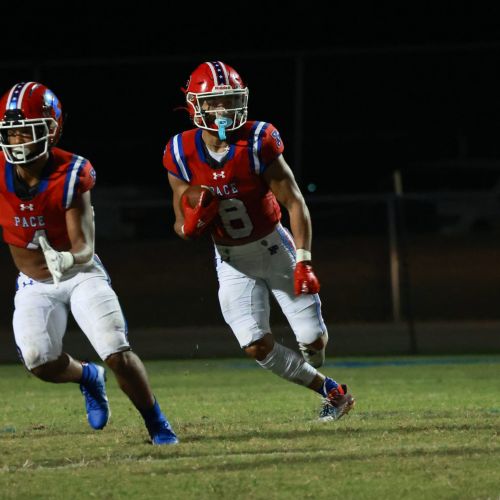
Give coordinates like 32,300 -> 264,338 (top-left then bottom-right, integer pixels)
20,203 -> 34,211
213,171 -> 225,179
22,279 -> 34,287
268,245 -> 279,255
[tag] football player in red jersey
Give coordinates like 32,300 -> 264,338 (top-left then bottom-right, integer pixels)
0,82 -> 177,444
163,61 -> 355,420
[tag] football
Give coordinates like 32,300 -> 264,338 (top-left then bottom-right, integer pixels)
181,185 -> 214,210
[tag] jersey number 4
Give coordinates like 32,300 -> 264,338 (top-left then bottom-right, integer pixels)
27,229 -> 48,250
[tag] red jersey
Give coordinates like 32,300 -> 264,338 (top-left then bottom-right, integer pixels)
0,147 -> 96,249
163,121 -> 284,245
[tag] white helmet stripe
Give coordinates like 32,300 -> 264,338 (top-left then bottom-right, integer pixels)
218,61 -> 230,84
5,85 -> 18,109
7,82 -> 35,110
207,61 -> 230,87
17,82 -> 35,108
205,62 -> 218,89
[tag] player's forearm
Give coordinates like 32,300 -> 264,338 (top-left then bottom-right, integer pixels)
69,241 -> 94,264
69,218 -> 95,264
65,192 -> 95,264
287,199 -> 313,252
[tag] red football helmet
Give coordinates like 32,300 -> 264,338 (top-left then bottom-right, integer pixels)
184,61 -> 249,139
0,82 -> 63,164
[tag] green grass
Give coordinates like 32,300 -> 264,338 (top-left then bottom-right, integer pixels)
1,356 -> 499,499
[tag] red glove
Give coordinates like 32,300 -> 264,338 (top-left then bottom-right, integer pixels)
181,189 -> 219,238
294,261 -> 321,295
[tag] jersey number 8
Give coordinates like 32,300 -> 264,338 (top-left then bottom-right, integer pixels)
218,199 -> 253,239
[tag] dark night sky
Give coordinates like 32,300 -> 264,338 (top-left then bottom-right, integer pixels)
2,4 -> 500,195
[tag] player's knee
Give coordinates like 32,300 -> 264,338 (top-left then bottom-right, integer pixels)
244,334 -> 274,361
30,364 -> 49,380
307,330 -> 329,351
104,349 -> 133,373
30,355 -> 69,382
299,330 -> 328,368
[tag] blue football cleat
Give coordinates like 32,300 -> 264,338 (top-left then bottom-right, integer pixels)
147,418 -> 179,445
79,363 -> 110,430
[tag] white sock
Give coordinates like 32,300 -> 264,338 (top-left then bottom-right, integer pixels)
256,342 -> 317,386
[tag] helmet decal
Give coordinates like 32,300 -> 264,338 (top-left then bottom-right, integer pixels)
6,82 -> 35,111
207,61 -> 230,87
43,89 -> 62,119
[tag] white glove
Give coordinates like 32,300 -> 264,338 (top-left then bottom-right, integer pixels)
38,236 -> 75,287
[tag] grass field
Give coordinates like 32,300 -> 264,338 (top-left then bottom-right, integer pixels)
1,355 -> 499,499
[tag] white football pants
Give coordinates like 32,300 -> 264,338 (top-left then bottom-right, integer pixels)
215,224 -> 327,348
13,257 -> 130,370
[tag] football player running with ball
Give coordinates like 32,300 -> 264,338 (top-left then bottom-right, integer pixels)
0,82 -> 177,444
163,61 -> 355,420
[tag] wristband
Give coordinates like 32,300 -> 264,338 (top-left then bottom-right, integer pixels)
61,251 -> 75,270
296,249 -> 312,262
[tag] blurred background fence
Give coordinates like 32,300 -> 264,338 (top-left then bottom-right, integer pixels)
1,183 -> 499,361
1,45 -> 499,360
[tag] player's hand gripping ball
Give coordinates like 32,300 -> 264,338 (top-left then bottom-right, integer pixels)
180,185 -> 219,238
